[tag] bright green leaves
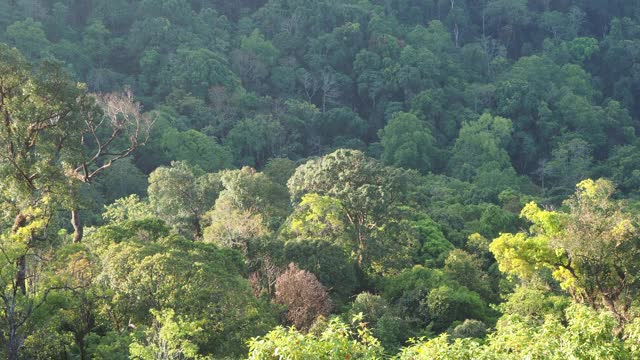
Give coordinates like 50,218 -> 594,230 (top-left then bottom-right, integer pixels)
129,309 -> 204,360
491,179 -> 640,324
95,233 -> 273,358
520,201 -> 563,235
398,303 -> 634,359
247,316 -> 384,360
490,232 -> 558,281
491,201 -> 564,280
287,194 -> 347,242
490,201 -> 566,281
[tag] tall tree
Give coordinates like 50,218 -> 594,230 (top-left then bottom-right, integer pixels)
148,161 -> 222,239
491,179 -> 640,327
68,88 -> 153,243
287,149 -> 408,271
378,112 -> 437,173
0,44 -> 98,360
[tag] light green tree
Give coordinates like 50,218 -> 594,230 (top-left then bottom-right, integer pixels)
491,179 -> 640,325
129,309 -> 206,360
148,161 -> 222,238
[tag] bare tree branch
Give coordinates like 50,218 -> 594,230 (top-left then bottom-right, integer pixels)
72,87 -> 154,183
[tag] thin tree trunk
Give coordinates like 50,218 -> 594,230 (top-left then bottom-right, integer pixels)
7,321 -> 21,360
193,213 -> 203,240
356,226 -> 366,269
15,256 -> 26,296
454,23 -> 460,47
482,13 -> 486,37
77,334 -> 87,360
602,296 -> 625,328
72,209 -> 83,243
8,214 -> 27,359
12,214 -> 27,295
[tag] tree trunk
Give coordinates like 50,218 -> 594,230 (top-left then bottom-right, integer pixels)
15,256 -> 26,296
597,294 -> 626,338
454,23 -> 460,48
7,324 -> 21,360
77,334 -> 87,360
191,210 -> 203,240
12,214 -> 27,295
72,209 -> 83,243
8,214 -> 28,359
356,226 -> 366,269
7,262 -> 23,360
194,219 -> 203,240
482,13 -> 486,37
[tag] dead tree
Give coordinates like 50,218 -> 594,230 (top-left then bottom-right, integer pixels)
69,88 -> 154,242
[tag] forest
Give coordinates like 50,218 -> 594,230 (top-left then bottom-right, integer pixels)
1,0 -> 640,358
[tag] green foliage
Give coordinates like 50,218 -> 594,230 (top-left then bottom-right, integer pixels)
2,0 -> 640,358
382,266 -> 492,335
241,29 -> 279,67
5,18 -> 50,59
94,232 -> 275,358
282,239 -> 358,305
284,193 -> 349,245
168,47 -> 238,98
491,179 -> 640,324
159,128 -> 232,173
398,304 -> 634,359
95,159 -> 148,205
449,113 -> 514,182
262,158 -> 297,186
148,161 -> 222,238
247,316 -> 384,360
225,115 -> 288,167
543,137 -> 593,198
129,309 -> 205,360
404,211 -> 454,267
450,319 -> 488,340
103,195 -> 154,224
499,286 -> 570,322
444,249 -> 495,302
288,149 -> 410,273
216,166 -> 290,230
379,112 -> 437,173
346,293 -> 408,351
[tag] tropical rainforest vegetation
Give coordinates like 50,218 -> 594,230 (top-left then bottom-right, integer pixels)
1,0 -> 640,358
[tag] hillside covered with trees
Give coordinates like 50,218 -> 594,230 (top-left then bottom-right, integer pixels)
1,0 -> 640,358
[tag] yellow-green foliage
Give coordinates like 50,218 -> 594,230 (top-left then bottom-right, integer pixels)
247,315 -> 384,360
397,304 -> 636,360
490,179 -> 640,322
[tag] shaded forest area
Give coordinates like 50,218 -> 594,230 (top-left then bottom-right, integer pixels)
1,0 -> 640,358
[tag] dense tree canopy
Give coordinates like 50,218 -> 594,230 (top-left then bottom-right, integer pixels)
2,0 -> 640,358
